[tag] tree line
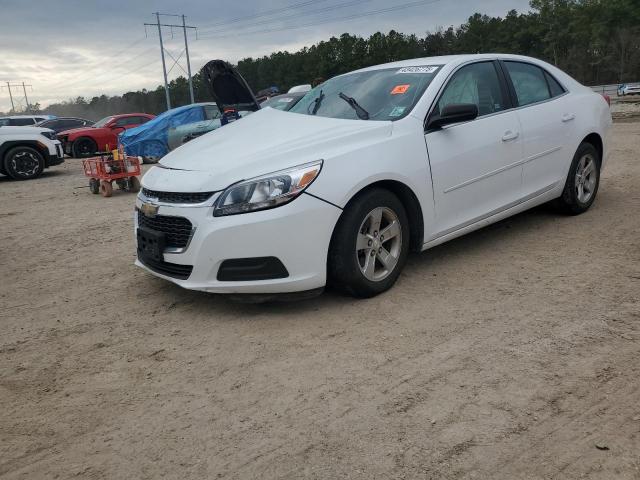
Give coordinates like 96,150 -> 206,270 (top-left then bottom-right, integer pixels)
8,0 -> 638,119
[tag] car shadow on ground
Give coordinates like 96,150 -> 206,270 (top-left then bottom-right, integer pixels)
148,203 -> 575,319
0,169 -> 71,183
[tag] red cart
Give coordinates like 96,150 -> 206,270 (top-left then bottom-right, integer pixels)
82,154 -> 141,197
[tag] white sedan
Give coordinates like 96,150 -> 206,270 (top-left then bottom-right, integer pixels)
135,54 -> 612,298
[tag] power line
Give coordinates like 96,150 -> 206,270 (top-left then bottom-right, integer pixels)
2,82 -> 33,113
201,0 -> 447,39
199,0 -> 371,37
45,37 -> 149,90
197,0 -> 331,32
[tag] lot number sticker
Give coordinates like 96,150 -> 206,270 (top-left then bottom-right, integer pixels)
396,66 -> 439,74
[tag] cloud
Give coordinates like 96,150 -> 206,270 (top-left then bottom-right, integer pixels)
0,0 -> 531,111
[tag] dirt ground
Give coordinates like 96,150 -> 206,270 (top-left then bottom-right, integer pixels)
1,122 -> 639,480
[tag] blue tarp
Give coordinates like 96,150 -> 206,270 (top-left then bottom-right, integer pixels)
119,104 -> 205,158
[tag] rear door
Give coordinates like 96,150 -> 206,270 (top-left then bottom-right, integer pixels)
501,61 -> 575,198
425,60 -> 523,236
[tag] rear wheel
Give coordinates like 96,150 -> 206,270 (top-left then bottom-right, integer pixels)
72,137 -> 97,158
89,178 -> 100,194
552,142 -> 601,215
3,146 -> 44,180
328,188 -> 410,298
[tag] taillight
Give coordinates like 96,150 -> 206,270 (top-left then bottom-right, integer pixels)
601,93 -> 611,106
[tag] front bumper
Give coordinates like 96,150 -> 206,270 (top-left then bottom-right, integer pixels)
45,140 -> 64,166
134,193 -> 342,293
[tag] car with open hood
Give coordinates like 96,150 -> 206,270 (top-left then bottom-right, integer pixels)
135,54 -> 612,298
166,60 -> 261,151
57,113 -> 155,157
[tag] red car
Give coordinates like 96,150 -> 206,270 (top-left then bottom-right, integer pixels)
58,113 -> 155,157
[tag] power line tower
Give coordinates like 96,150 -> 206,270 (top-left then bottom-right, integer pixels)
144,13 -> 197,110
2,82 -> 33,113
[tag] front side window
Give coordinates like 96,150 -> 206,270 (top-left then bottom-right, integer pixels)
505,61 -> 552,106
290,65 -> 442,121
436,62 -> 507,117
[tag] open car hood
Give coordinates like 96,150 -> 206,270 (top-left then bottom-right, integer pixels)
202,59 -> 261,113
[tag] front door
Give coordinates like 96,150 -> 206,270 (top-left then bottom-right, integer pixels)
425,61 -> 524,237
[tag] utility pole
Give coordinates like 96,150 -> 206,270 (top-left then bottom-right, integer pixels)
2,82 -> 32,113
182,15 -> 194,103
5,82 -> 14,111
22,82 -> 31,113
145,13 -> 197,110
155,12 -> 171,110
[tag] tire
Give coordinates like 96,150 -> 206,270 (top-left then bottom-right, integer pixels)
328,188 -> 410,298
72,137 -> 97,158
129,176 -> 141,192
552,142 -> 601,215
99,180 -> 113,197
89,178 -> 100,194
3,146 -> 44,180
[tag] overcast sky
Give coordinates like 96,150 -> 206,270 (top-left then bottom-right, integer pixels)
0,0 -> 531,112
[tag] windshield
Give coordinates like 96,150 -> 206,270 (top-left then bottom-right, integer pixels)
261,94 -> 302,111
290,65 -> 442,121
93,116 -> 113,128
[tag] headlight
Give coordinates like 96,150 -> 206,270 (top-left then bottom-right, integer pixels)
213,160 -> 323,217
40,130 -> 57,140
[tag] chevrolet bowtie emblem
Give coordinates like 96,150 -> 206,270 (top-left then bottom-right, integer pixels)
140,202 -> 159,217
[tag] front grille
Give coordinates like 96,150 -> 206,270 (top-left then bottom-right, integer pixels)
142,188 -> 214,204
139,255 -> 193,280
138,214 -> 193,249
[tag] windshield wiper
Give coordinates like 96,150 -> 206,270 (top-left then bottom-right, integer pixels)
338,92 -> 369,120
310,89 -> 324,115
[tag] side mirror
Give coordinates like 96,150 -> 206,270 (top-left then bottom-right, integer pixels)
427,103 -> 479,130
110,125 -> 125,133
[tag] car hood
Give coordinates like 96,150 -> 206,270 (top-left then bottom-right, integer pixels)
0,126 -> 53,135
202,59 -> 261,113
146,108 -> 392,192
58,126 -> 96,136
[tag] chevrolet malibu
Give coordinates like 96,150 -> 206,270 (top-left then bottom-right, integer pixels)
135,54 -> 612,298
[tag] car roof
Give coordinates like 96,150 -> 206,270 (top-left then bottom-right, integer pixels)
351,53 -> 555,73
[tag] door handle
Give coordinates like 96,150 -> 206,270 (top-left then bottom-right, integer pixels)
502,130 -> 519,142
561,113 -> 576,122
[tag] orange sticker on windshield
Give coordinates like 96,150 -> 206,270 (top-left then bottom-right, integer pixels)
391,84 -> 410,95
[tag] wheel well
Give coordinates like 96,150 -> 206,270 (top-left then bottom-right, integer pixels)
0,141 -> 47,164
343,180 -> 424,252
582,133 -> 603,164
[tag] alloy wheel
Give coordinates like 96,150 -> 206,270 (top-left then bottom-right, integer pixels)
356,207 -> 402,282
575,153 -> 597,203
10,151 -> 40,177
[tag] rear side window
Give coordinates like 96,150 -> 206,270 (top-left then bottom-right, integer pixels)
504,62 -> 552,106
436,61 -> 507,117
545,72 -> 566,97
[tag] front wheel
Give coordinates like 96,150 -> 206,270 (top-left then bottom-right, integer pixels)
72,137 -> 97,158
3,146 -> 44,180
552,142 -> 601,215
328,188 -> 410,298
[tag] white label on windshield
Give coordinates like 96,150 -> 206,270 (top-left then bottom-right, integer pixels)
396,66 -> 439,74
278,98 -> 294,103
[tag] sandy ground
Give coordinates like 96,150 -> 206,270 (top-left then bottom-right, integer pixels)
1,123 -> 639,480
